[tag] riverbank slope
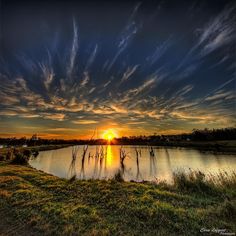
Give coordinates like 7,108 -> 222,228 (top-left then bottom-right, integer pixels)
0,162 -> 235,235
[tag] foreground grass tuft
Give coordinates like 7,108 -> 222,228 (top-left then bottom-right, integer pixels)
0,163 -> 235,235
173,170 -> 236,196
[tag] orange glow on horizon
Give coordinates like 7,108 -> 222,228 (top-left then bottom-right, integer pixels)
0,128 -> 191,140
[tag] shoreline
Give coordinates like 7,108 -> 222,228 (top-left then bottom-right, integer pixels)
0,141 -> 236,156
0,144 -> 72,159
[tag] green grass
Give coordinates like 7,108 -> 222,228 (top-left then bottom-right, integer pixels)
0,162 -> 235,235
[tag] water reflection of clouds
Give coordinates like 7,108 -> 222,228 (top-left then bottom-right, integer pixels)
29,145 -> 236,183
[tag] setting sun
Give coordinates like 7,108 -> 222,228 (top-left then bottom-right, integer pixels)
103,130 -> 116,141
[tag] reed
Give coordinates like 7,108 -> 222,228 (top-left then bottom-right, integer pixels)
172,170 -> 236,195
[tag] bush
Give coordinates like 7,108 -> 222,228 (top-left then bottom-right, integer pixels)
23,149 -> 31,158
113,169 -> 124,182
32,150 -> 39,158
6,150 -> 13,160
69,174 -> 77,182
11,152 -> 30,165
0,154 -> 5,161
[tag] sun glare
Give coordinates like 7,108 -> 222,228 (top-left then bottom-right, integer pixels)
103,130 -> 116,141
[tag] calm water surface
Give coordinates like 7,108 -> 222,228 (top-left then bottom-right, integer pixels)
29,145 -> 236,183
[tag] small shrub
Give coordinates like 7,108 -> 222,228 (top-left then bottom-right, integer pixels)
0,154 -> 5,161
23,149 -> 31,158
6,150 -> 13,160
11,152 -> 29,165
32,150 -> 39,158
113,169 -> 124,182
69,174 -> 77,182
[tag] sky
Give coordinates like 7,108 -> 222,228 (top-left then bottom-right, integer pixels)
0,0 -> 235,139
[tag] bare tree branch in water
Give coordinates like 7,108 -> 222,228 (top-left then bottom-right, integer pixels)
135,147 -> 142,180
68,146 -> 79,179
80,129 -> 96,179
149,146 -> 157,176
119,146 -> 128,176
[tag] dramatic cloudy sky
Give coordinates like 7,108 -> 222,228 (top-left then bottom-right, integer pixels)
0,0 -> 235,139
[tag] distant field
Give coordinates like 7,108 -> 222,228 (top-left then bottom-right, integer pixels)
0,162 -> 235,235
155,140 -> 236,154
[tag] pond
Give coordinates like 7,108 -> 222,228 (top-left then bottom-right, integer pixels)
29,145 -> 236,183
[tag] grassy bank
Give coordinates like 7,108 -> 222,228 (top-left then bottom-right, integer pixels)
0,162 -> 235,235
0,144 -> 71,160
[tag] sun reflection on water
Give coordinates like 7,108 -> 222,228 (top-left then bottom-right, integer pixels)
106,145 -> 113,167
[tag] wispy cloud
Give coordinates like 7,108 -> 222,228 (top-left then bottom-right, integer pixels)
39,61 -> 54,90
80,71 -> 90,87
0,110 -> 18,116
47,128 -> 78,132
67,18 -> 79,79
126,121 -> 146,125
146,38 -> 172,66
120,65 -> 139,83
42,113 -> 66,121
124,77 -> 156,99
198,4 -> 236,56
0,2 -> 235,138
85,44 -> 98,71
72,120 -> 98,125
205,91 -> 234,101
106,3 -> 141,72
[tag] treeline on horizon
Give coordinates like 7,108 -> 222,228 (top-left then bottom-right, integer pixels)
0,128 -> 235,147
